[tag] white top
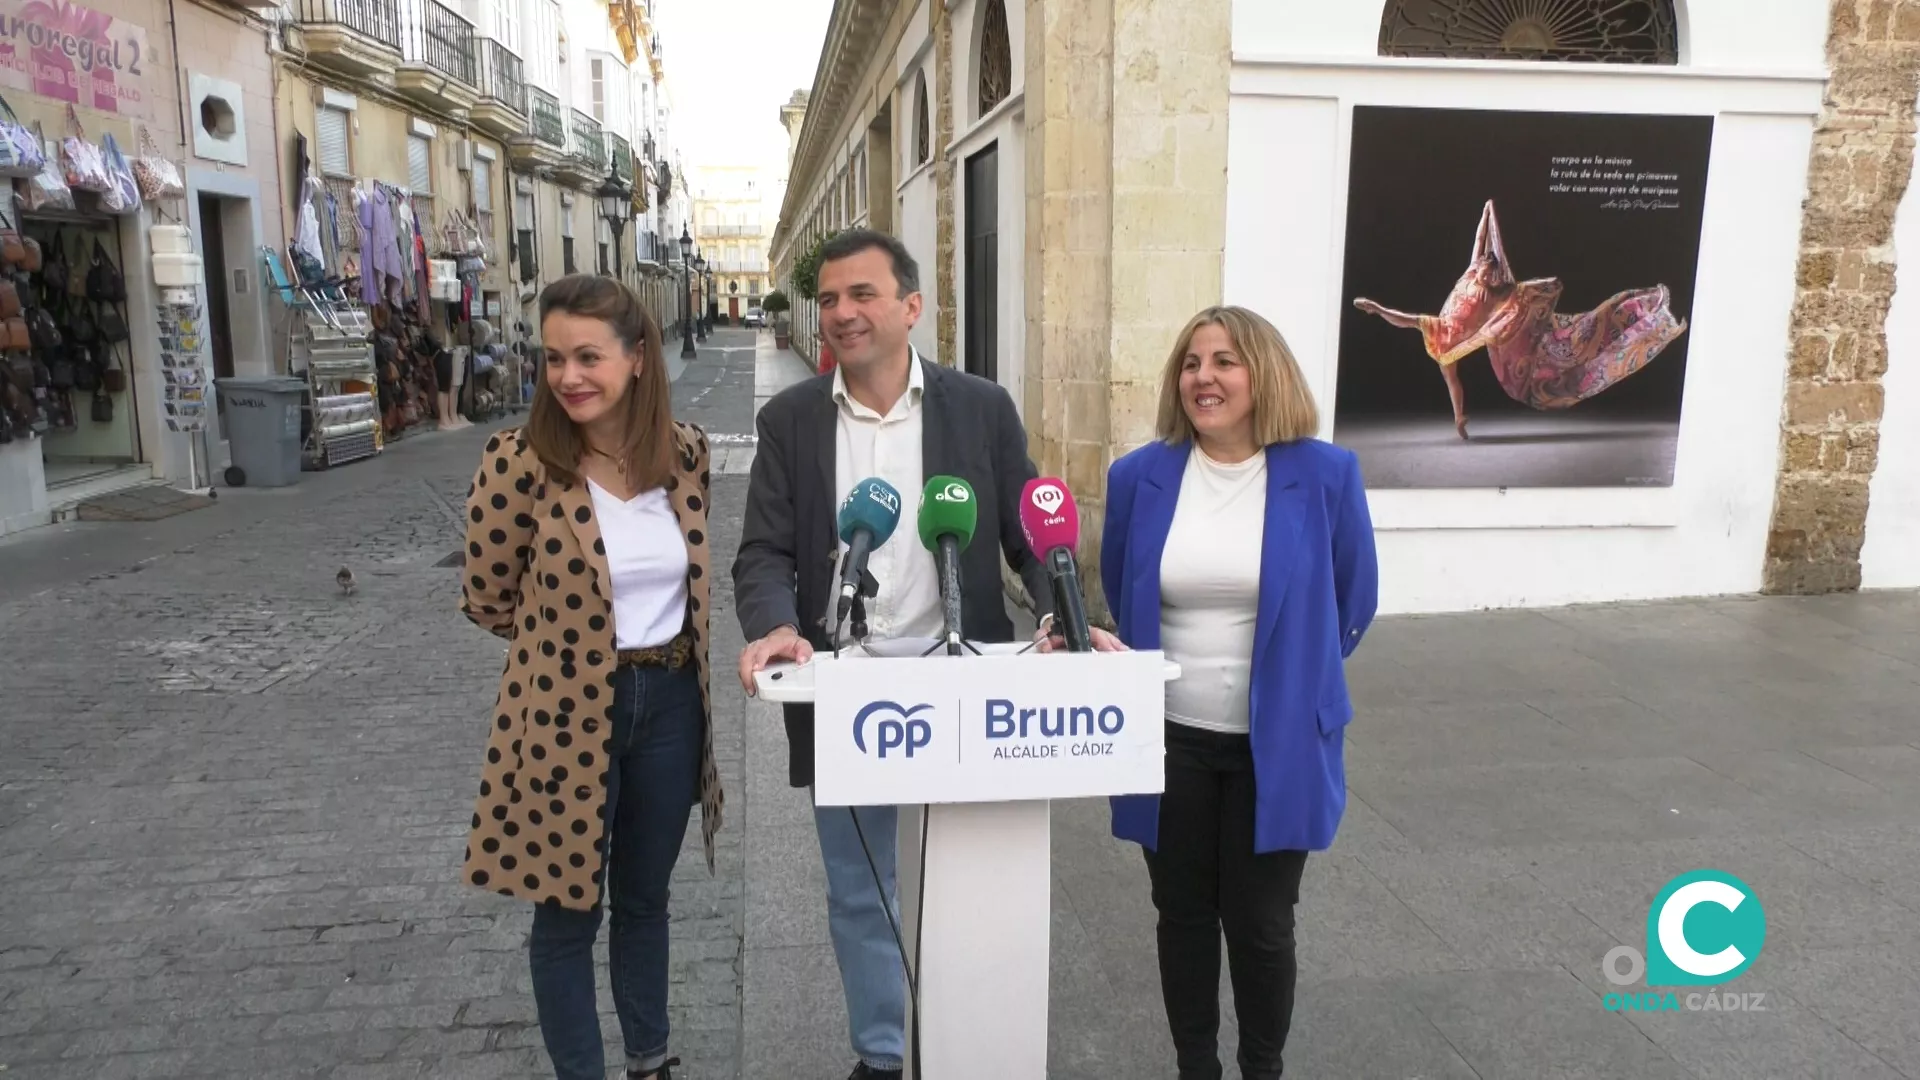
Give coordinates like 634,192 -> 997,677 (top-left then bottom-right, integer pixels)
587,479 -> 691,649
832,350 -> 943,640
1159,447 -> 1267,734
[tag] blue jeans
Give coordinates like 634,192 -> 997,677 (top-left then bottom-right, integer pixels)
529,663 -> 703,1080
813,797 -> 907,1072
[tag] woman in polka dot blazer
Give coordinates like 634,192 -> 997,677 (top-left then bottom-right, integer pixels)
459,275 -> 721,1080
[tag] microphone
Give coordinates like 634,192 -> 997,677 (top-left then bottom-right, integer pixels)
835,478 -> 903,631
917,475 -> 977,655
1018,478 -> 1093,653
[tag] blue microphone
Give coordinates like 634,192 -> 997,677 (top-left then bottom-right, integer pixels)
835,477 -> 903,628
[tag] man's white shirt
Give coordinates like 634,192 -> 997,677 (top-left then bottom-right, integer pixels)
832,349 -> 944,640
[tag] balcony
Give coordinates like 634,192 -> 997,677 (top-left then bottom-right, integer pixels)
287,0 -> 403,79
554,109 -> 605,189
469,38 -> 525,140
508,86 -> 567,170
394,0 -> 478,117
709,259 -> 763,274
705,224 -> 763,238
610,134 -> 633,187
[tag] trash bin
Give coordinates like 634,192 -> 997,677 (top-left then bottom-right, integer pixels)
216,376 -> 307,488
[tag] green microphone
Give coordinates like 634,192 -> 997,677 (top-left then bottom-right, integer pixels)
918,476 -> 977,654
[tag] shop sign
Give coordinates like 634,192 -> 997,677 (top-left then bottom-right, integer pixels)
0,0 -> 153,118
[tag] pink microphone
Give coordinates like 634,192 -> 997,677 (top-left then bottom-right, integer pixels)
1019,478 -> 1092,652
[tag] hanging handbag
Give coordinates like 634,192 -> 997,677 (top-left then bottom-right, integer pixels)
86,239 -> 125,302
0,94 -> 44,180
0,280 -> 18,320
59,106 -> 109,193
65,300 -> 97,346
40,228 -> 68,299
70,343 -> 99,392
4,315 -> 27,352
97,132 -> 141,216
99,347 -> 124,393
0,219 -> 22,270
131,126 -> 184,202
20,235 -> 40,273
90,386 -> 112,423
27,306 -> 60,350
97,305 -> 127,343
46,346 -> 73,389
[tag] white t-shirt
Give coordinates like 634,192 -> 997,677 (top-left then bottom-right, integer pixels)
587,479 -> 691,649
1158,447 -> 1267,734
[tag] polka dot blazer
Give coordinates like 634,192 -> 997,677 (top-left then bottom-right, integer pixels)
458,423 -> 722,910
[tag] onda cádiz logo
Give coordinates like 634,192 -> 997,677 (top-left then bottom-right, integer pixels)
852,700 -> 933,758
935,481 -> 970,503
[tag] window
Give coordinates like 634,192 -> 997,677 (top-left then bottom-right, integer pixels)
527,0 -> 560,90
856,144 -> 867,215
473,159 -> 492,211
1377,0 -> 1678,64
562,196 -> 576,274
490,0 -> 520,53
591,57 -> 606,123
408,133 -> 432,194
515,189 -> 536,283
977,0 -> 1010,117
316,105 -> 351,176
913,72 -> 929,167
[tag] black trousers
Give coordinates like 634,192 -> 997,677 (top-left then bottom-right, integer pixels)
1143,721 -> 1309,1080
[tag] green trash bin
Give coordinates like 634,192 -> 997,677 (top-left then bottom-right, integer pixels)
216,376 -> 307,488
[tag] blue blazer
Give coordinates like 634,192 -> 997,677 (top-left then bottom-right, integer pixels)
1103,437 -> 1379,854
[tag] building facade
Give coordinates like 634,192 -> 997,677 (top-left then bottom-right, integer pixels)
690,164 -> 774,321
771,0 -> 1920,617
0,0 -> 287,536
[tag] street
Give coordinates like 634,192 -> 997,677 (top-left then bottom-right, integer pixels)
1,326 -> 1918,1079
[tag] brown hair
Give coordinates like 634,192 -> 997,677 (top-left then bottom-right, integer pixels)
526,274 -> 674,490
1155,305 -> 1321,446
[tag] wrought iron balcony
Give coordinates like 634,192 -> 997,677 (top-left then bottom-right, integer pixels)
610,134 -> 633,186
289,0 -> 403,75
571,109 -> 605,168
401,0 -> 475,86
477,39 -> 524,113
529,88 -> 565,148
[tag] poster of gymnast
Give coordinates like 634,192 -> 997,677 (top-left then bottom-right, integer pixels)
1333,105 -> 1713,488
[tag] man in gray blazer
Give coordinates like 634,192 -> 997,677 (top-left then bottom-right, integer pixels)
732,228 -> 1054,1080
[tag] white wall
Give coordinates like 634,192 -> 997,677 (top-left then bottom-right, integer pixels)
1225,2 -> 1828,614
895,5 -> 941,362
1862,87 -> 1920,590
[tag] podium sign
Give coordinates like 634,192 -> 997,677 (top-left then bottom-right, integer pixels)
812,650 -> 1168,807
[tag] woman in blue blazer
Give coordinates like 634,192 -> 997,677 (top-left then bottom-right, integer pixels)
1101,306 -> 1379,1080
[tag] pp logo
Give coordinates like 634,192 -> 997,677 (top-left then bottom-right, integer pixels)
937,482 -> 970,503
852,701 -> 933,759
1029,484 -> 1065,516
1604,870 -> 1767,988
866,482 -> 900,514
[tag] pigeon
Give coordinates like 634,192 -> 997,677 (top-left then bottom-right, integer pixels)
336,566 -> 356,597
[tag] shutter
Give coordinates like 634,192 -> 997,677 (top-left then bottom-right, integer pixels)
316,107 -> 350,176
408,135 -> 432,193
474,161 -> 492,211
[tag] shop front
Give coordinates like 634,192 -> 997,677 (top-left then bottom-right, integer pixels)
0,0 -> 188,536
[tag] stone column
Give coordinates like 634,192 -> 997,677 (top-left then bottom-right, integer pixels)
1764,0 -> 1920,593
935,0 -> 959,367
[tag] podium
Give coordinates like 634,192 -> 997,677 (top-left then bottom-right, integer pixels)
756,640 -> 1178,1077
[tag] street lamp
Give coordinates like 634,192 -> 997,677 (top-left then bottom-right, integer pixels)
693,250 -> 708,343
679,225 -> 696,359
597,169 -> 629,281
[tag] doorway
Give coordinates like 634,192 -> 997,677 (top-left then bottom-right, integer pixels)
197,194 -> 236,380
964,143 -> 998,383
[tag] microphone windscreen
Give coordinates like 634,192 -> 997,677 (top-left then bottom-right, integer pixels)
917,475 -> 978,552
1018,477 -> 1080,555
837,477 -> 903,546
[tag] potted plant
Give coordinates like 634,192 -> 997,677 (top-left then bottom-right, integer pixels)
763,289 -> 792,350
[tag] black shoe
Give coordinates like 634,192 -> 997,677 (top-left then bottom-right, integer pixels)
629,1058 -> 681,1080
849,1064 -> 903,1080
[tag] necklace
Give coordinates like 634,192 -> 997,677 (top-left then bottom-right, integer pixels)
588,445 -> 627,475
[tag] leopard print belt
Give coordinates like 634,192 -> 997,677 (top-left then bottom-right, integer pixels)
616,633 -> 694,670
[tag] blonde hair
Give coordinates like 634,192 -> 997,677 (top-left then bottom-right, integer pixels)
1155,305 -> 1320,446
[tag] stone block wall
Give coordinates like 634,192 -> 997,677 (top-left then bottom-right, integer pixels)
1765,0 -> 1920,593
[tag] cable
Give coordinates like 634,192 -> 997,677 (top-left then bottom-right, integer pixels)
848,805 -> 925,1077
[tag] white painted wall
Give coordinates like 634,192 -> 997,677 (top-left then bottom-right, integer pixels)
1862,88 -> 1920,590
1225,4 -> 1827,614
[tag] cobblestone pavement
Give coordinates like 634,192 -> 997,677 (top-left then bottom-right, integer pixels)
0,331 -> 763,1079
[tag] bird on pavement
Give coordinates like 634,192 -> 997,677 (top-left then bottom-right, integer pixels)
337,566 -> 357,597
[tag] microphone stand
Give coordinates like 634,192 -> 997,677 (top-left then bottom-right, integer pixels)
832,568 -> 879,656
922,534 -> 981,658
